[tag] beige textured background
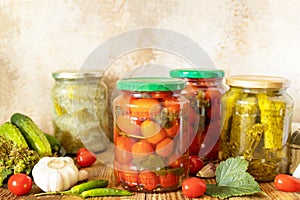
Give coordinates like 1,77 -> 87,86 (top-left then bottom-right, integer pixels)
0,0 -> 300,134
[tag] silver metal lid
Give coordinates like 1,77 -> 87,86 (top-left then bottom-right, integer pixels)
52,69 -> 103,79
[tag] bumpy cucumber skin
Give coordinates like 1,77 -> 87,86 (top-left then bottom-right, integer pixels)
0,122 -> 28,147
11,113 -> 52,155
45,133 -> 61,154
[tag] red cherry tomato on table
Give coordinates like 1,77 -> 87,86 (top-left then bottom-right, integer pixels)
76,148 -> 97,167
182,177 -> 206,198
189,156 -> 204,175
77,147 -> 89,156
274,174 -> 300,192
8,173 -> 32,196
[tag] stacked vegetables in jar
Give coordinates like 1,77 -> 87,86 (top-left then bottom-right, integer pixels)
170,68 -> 225,161
219,75 -> 294,181
113,77 -> 189,192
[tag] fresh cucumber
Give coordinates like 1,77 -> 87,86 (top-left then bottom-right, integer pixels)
44,133 -> 61,155
11,113 -> 52,155
0,122 -> 28,147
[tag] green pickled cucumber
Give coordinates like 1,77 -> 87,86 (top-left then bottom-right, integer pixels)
0,122 -> 28,147
11,113 -> 52,155
44,133 -> 61,155
257,93 -> 286,149
230,96 -> 259,155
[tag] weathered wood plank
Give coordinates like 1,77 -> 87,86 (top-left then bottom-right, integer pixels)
1,161 -> 300,200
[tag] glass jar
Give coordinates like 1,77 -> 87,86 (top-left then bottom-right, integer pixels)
289,129 -> 300,174
51,69 -> 109,155
219,75 -> 294,181
170,68 -> 225,162
113,77 -> 189,192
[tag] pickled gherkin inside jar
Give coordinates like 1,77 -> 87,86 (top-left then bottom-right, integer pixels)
51,70 -> 109,155
219,75 -> 294,182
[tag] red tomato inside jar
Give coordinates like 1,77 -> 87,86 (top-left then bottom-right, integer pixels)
170,68 -> 225,162
113,77 -> 189,192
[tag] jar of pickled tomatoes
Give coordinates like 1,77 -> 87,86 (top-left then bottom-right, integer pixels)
170,68 -> 225,162
113,77 -> 189,192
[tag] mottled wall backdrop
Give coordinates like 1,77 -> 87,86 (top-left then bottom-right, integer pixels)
0,0 -> 300,134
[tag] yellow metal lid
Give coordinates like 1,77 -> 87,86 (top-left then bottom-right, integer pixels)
226,75 -> 290,89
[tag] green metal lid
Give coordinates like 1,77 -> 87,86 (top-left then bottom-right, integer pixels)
170,68 -> 225,79
117,77 -> 186,92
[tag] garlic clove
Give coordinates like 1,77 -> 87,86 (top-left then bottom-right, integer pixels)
78,169 -> 89,181
292,164 -> 300,179
196,163 -> 217,178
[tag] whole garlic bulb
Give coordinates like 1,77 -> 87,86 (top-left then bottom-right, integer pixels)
32,156 -> 79,192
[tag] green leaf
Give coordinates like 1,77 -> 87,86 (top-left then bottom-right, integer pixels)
205,157 -> 263,199
132,155 -> 165,171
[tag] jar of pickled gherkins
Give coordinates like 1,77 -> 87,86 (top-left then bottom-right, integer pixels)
219,75 -> 294,181
170,68 -> 225,162
113,77 -> 189,192
51,69 -> 109,155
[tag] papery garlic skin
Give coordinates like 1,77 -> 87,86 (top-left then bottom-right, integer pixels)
32,156 -> 79,192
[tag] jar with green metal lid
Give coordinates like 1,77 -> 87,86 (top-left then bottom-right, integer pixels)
170,68 -> 225,163
51,69 -> 109,155
113,77 -> 189,192
219,75 -> 294,181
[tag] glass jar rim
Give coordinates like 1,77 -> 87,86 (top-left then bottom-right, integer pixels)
170,68 -> 224,79
52,69 -> 103,79
117,77 -> 186,92
226,75 -> 290,89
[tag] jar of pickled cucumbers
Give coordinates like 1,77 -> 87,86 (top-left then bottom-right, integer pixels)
219,75 -> 294,181
113,77 -> 189,192
51,69 -> 109,155
170,68 -> 225,162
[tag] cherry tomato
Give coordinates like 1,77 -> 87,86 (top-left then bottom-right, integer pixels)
205,89 -> 221,105
76,147 -> 89,156
164,120 -> 180,138
164,97 -> 180,113
129,98 -> 161,118
150,91 -> 173,98
8,173 -> 32,196
188,131 -> 201,156
76,148 -> 97,167
139,171 -> 159,191
189,156 -> 204,175
274,174 -> 300,192
123,170 -> 140,187
116,115 -> 141,136
115,136 -> 135,164
131,140 -> 154,159
182,177 -> 206,198
159,173 -> 179,188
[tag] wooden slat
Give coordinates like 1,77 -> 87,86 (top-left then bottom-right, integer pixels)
1,161 -> 300,200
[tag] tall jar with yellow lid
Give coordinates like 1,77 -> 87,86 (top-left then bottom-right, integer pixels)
51,69 -> 109,155
219,75 -> 294,181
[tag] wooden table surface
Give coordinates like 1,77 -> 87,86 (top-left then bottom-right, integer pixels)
0,155 -> 300,200
1,161 -> 300,200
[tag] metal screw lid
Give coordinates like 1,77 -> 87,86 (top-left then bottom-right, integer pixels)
226,75 -> 290,89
